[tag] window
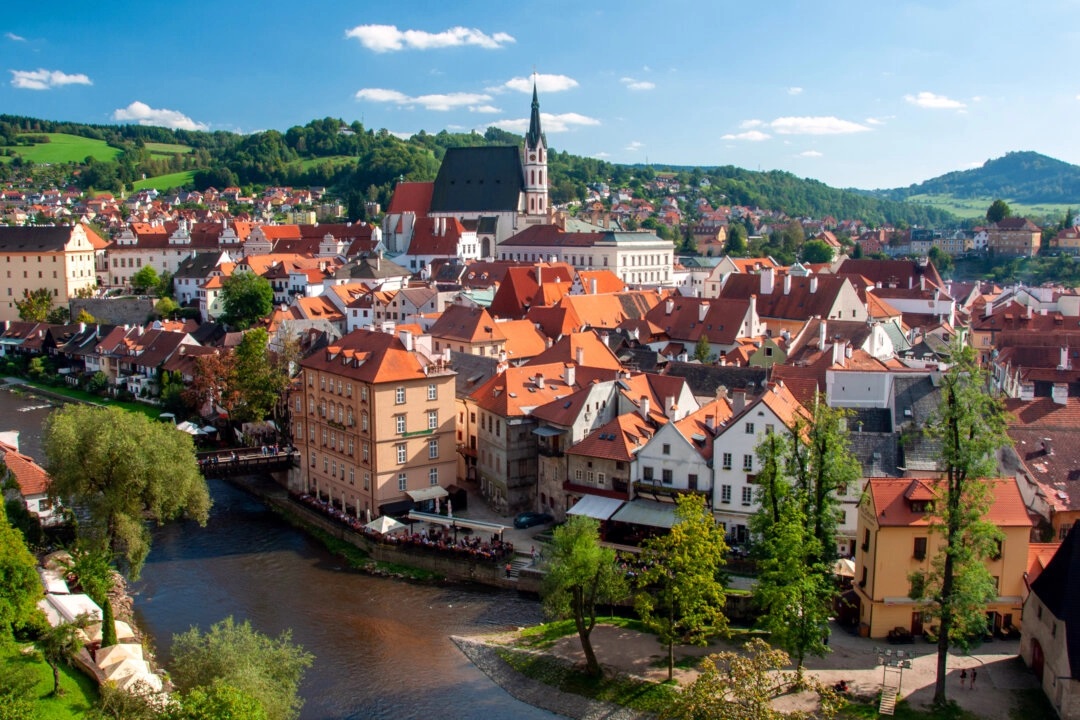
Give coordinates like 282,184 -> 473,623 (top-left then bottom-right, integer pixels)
745,422 -> 755,434
688,473 -> 699,490
364,472 -> 370,490
395,386 -> 405,404
347,438 -> 354,455
398,473 -> 407,492
428,410 -> 438,430
862,529 -> 871,552
575,469 -> 583,481
361,386 -> 368,401
860,567 -> 868,587
294,396 -> 302,412
361,412 -> 368,432
597,472 -> 605,484
396,415 -> 406,434
427,383 -> 437,400
396,444 -> 406,464
331,460 -> 337,477
662,469 -> 673,484
643,466 -> 655,481
743,454 -> 753,471
587,471 -> 595,484
722,453 -> 732,470
721,485 -> 732,504
428,438 -> 439,459
323,457 -> 329,472
913,537 -> 927,560
310,452 -> 316,467
837,482 -> 848,496
662,443 -> 671,455
349,468 -> 355,485
741,487 -> 752,505
362,443 -> 370,462
765,423 -> 775,434
429,467 -> 439,486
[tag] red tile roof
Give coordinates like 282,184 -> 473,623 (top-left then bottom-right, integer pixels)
567,413 -> 655,462
865,477 -> 1031,527
299,329 -> 437,384
387,182 -> 434,215
0,440 -> 50,496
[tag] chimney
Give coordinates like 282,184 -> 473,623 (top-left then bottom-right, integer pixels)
590,278 -> 598,294
639,395 -> 651,419
731,389 -> 746,414
832,340 -> 846,367
1027,304 -> 1033,319
809,276 -> 819,294
760,267 -> 775,295
564,363 -> 576,386
920,275 -> 926,291
783,273 -> 791,295
818,320 -> 827,350
535,373 -> 545,389
984,302 -> 993,318
665,298 -> 674,315
1060,347 -> 1069,370
698,302 -> 708,323
576,346 -> 585,366
664,396 -> 676,419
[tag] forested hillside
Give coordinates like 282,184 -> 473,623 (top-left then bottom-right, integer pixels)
1,114 -> 952,226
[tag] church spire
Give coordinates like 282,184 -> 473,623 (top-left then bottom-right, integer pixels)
526,78 -> 543,149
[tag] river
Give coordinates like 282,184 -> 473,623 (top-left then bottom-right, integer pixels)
0,387 -> 557,720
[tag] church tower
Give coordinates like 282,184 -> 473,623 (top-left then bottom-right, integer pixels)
522,80 -> 548,219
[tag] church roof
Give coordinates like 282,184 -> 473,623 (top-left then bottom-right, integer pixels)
430,146 -> 523,213
527,82 -> 544,149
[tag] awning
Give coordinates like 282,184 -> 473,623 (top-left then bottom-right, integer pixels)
379,499 -> 414,517
532,426 -> 564,437
567,494 -> 625,520
406,510 -> 508,535
610,499 -> 678,529
406,486 -> 449,502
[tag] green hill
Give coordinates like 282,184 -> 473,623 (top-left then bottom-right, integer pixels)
1,132 -> 122,164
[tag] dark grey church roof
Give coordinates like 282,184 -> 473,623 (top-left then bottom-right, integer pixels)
664,361 -> 767,398
0,226 -> 75,252
1030,524 -> 1080,680
430,147 -> 523,213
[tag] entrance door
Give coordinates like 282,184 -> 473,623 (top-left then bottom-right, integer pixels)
1031,638 -> 1045,682
911,611 -> 924,636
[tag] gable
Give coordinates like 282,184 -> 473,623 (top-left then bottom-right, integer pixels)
430,147 -> 523,213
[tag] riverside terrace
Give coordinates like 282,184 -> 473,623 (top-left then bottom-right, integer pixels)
293,492 -> 516,562
196,446 -> 298,476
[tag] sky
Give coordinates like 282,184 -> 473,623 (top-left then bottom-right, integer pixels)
2,0 -> 1079,190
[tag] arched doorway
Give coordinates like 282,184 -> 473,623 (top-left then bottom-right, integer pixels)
481,237 -> 492,259
1031,638 -> 1045,682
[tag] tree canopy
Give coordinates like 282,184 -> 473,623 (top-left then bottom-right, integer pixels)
220,272 -> 274,329
44,405 -> 211,578
169,616 -> 313,720
0,502 -> 42,635
986,198 -> 1012,224
130,265 -> 161,295
14,288 -> 54,322
800,239 -> 834,264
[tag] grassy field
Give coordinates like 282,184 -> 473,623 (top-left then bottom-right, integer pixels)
144,141 -> 192,156
132,170 -> 195,191
14,381 -> 165,421
1,133 -> 122,165
1,641 -> 99,719
905,193 -> 1075,222
295,155 -> 355,171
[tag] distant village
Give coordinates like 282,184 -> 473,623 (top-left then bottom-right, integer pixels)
3,89 -> 1080,718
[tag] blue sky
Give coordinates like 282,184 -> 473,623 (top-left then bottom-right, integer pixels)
3,1 -> 1078,190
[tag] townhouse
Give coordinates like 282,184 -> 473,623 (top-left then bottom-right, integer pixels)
0,225 -> 99,321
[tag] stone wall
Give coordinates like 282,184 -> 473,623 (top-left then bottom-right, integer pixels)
70,297 -> 156,326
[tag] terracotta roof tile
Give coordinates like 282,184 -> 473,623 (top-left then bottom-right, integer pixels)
865,476 -> 1031,527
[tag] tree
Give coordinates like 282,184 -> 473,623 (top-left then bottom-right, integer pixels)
908,341 -> 1008,706
851,241 -> 863,259
46,305 -> 70,324
800,239 -> 833,264
89,682 -> 165,720
14,288 -> 53,322
44,405 -> 211,579
986,199 -> 1012,224
154,297 -> 179,319
694,334 -> 711,363
927,246 -> 954,275
169,617 -> 313,720
0,502 -> 43,634
751,401 -> 860,676
37,614 -> 92,696
60,544 -> 115,605
184,351 -> 240,420
167,684 -> 269,720
0,652 -> 39,720
75,308 -> 98,324
541,515 -> 629,677
220,272 -> 274,329
635,494 -> 729,681
662,638 -> 840,720
130,266 -> 160,295
232,329 -> 288,423
725,223 -> 748,256
100,597 -> 118,648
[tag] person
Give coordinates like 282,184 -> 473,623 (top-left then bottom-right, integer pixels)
960,668 -> 967,689
505,562 -> 512,578
970,668 -> 977,689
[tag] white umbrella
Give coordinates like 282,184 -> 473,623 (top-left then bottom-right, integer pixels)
364,515 -> 406,535
447,499 -> 452,518
832,558 -> 856,578
434,497 -> 441,514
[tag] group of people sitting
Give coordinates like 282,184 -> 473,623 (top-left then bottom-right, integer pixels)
293,493 -> 514,562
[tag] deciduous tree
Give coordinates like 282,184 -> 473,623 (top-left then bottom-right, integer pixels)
131,265 -> 161,295
14,288 -> 53,322
800,239 -> 833,264
986,199 -> 1012,224
635,494 -> 729,681
694,334 -> 711,364
37,614 -> 92,696
44,405 -> 211,578
0,502 -> 42,635
232,329 -> 289,423
169,617 -> 313,720
220,272 -> 273,329
541,515 -> 629,677
908,341 -> 1008,706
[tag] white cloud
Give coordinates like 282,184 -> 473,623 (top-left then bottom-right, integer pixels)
5,32 -> 26,41
739,119 -> 763,129
112,101 -> 207,131
593,152 -> 611,158
345,24 -> 514,52
798,150 -> 823,158
620,77 -> 655,91
768,116 -> 870,135
865,117 -> 886,126
355,88 -> 494,111
470,105 -> 501,114
490,112 -> 600,134
501,74 -> 578,93
904,91 -> 966,109
10,68 -> 92,90
787,86 -> 803,95
625,141 -> 645,151
721,130 -> 771,142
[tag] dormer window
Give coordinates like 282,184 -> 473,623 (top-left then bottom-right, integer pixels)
909,500 -> 933,513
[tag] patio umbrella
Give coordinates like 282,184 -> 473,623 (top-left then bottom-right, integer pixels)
364,515 -> 406,535
832,558 -> 856,577
447,499 -> 452,518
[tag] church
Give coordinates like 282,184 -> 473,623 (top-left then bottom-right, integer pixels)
383,82 -> 551,261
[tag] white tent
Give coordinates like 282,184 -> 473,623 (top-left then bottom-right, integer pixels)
38,568 -> 70,595
96,643 -> 143,670
47,593 -> 101,625
365,515 -> 406,535
102,657 -> 151,681
82,620 -> 138,646
116,671 -> 163,693
832,558 -> 856,578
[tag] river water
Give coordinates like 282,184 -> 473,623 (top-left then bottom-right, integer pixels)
0,388 -> 556,720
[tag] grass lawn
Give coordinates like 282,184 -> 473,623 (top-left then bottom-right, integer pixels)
132,170 -> 195,191
144,141 -> 193,156
905,193 -> 1075,221
1,641 -> 99,719
2,133 -> 122,165
841,699 -> 979,719
14,381 -> 164,421
295,155 -> 356,171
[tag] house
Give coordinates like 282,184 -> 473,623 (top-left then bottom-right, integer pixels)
0,225 -> 99,321
1020,524 -> 1080,719
634,397 -> 733,502
429,304 -> 506,358
0,439 -> 62,526
643,296 -> 763,360
717,271 -> 867,335
289,329 -> 458,519
988,217 -> 1042,257
852,477 -> 1031,639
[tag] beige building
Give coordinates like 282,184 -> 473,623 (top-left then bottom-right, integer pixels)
290,329 -> 457,519
0,225 -> 99,321
988,217 -> 1042,257
853,477 -> 1031,639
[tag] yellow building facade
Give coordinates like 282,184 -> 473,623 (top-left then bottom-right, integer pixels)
0,225 -> 98,321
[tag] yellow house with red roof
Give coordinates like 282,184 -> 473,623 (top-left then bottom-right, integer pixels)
853,477 -> 1031,639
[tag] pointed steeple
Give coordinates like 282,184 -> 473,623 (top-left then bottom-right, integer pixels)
526,79 -> 543,149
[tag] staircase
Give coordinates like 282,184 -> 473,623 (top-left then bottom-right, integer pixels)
504,555 -> 531,580
878,688 -> 898,716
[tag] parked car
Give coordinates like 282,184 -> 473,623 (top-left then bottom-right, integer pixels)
513,511 -> 554,529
